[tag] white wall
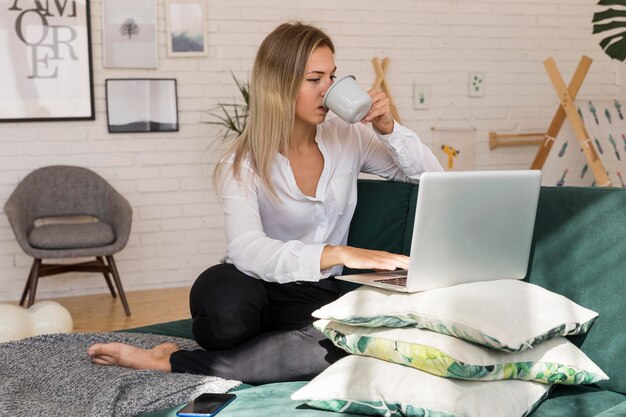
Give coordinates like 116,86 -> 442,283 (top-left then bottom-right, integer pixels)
0,0 -> 620,301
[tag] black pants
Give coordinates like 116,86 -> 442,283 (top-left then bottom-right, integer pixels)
169,263 -> 346,384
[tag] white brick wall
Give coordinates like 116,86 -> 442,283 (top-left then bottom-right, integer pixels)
0,0 -> 620,301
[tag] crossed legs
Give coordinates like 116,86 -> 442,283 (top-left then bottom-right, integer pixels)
88,264 -> 345,384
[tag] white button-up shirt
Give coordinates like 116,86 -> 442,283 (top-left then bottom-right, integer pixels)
219,114 -> 443,284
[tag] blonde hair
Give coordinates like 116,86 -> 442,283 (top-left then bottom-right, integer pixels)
214,22 -> 335,198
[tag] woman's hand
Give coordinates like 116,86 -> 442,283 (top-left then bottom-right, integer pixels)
321,245 -> 409,271
362,90 -> 394,134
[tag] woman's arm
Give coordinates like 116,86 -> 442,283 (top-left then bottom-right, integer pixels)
317,92 -> 433,271
321,245 -> 409,271
221,162 -> 409,282
220,164 -> 326,284
359,90 -> 443,182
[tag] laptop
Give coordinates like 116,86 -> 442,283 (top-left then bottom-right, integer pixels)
335,170 -> 542,292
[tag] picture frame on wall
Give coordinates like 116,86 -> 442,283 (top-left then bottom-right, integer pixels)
165,0 -> 208,57
105,79 -> 178,133
102,0 -> 158,68
413,84 -> 431,110
0,0 -> 95,122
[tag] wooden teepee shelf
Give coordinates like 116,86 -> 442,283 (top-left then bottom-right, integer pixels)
531,55 -> 611,187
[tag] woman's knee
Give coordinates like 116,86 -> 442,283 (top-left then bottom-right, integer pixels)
189,263 -> 268,350
190,264 -> 254,314
190,264 -> 231,313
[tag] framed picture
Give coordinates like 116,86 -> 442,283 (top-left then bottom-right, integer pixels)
102,0 -> 158,68
468,72 -> 485,97
413,84 -> 431,110
165,0 -> 208,57
105,79 -> 178,133
0,0 -> 94,122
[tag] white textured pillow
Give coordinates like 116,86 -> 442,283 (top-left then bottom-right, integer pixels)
315,320 -> 608,385
292,355 -> 550,417
313,279 -> 598,351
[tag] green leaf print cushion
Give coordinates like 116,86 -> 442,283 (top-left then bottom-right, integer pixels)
291,355 -> 550,417
314,320 -> 608,385
312,280 -> 598,352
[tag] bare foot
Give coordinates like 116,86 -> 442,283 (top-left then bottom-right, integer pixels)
87,342 -> 180,372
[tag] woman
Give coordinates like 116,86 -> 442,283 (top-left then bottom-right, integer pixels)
88,22 -> 442,384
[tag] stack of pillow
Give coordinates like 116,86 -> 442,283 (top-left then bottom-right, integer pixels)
291,279 -> 608,417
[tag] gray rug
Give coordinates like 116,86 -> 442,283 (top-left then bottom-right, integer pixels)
0,332 -> 241,417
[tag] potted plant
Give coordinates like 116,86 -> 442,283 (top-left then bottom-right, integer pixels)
206,72 -> 249,141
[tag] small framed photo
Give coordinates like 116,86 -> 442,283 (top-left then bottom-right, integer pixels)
165,0 -> 208,57
102,0 -> 158,68
105,79 -> 178,133
413,84 -> 431,110
468,72 -> 485,97
0,0 -> 94,122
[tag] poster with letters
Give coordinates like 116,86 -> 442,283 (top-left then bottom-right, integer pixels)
0,0 -> 94,122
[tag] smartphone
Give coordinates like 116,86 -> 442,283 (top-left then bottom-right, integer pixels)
176,393 -> 236,417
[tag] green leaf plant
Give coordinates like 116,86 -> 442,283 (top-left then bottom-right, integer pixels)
593,0 -> 626,62
206,72 -> 250,141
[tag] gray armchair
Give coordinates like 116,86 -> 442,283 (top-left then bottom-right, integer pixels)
4,166 -> 132,315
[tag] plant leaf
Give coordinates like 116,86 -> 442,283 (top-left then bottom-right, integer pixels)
593,19 -> 626,34
593,1 -> 626,62
599,30 -> 626,49
605,33 -> 626,60
592,8 -> 626,23
598,0 -> 626,6
205,72 -> 250,141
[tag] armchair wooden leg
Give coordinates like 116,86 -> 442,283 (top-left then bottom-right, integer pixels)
19,260 -> 37,306
106,255 -> 131,316
26,259 -> 42,308
97,256 -> 117,298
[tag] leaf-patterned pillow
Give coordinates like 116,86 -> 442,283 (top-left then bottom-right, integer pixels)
315,320 -> 608,385
312,280 -> 598,352
292,355 -> 551,417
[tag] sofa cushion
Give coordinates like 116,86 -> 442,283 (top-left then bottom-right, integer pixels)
344,180 -> 414,265
28,222 -> 115,249
528,186 -> 626,394
530,385 -> 626,417
313,280 -> 598,352
292,355 -> 550,417
141,382 -> 352,417
315,320 -> 608,385
124,319 -> 194,340
138,381 -> 626,417
594,400 -> 626,417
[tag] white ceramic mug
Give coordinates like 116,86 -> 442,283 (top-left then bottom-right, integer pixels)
323,75 -> 372,124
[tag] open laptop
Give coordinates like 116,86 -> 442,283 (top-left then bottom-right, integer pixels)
335,170 -> 542,292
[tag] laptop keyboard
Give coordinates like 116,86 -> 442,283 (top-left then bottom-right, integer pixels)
373,276 -> 407,287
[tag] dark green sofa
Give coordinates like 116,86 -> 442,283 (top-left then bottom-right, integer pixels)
133,179 -> 626,417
